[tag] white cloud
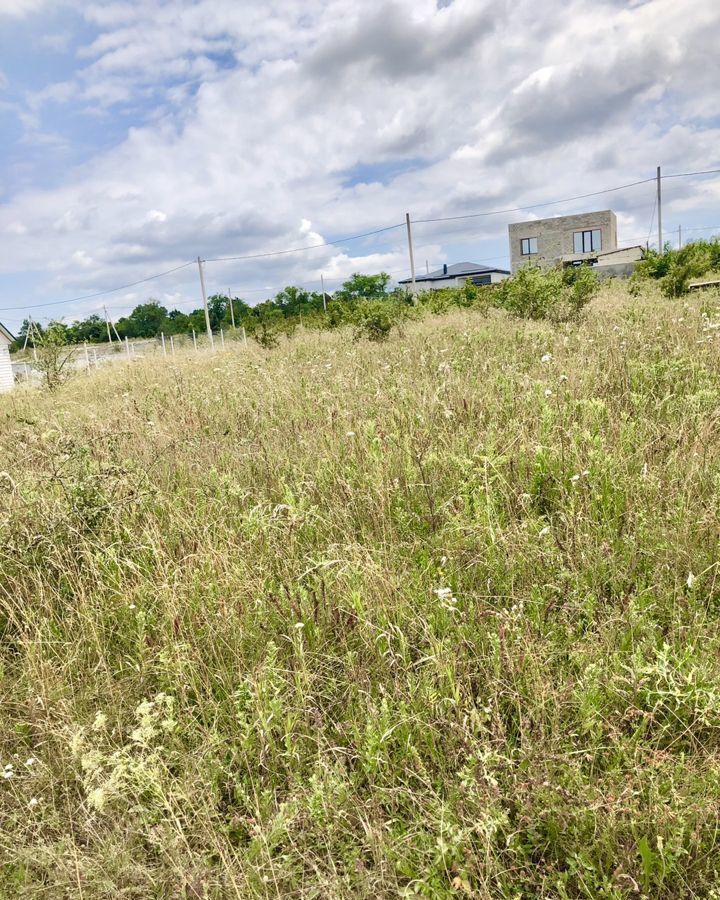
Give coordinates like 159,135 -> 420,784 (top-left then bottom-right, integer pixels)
0,0 -> 718,328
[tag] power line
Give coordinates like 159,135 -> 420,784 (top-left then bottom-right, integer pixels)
0,261 -> 195,313
0,165 -> 717,316
411,167 -> 720,226
203,222 -> 405,263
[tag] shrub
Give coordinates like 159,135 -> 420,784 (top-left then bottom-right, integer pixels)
34,323 -> 75,390
352,299 -> 409,342
632,239 -> 720,297
495,264 -> 598,322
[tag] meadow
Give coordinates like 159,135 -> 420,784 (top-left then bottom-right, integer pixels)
2,281 -> 720,898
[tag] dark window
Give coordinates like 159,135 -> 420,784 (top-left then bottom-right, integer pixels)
471,274 -> 491,286
573,229 -> 602,253
520,237 -> 538,256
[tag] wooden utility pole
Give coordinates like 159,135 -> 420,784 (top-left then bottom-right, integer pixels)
197,256 -> 214,348
405,213 -> 416,297
103,306 -> 113,343
321,273 -> 327,312
657,166 -> 663,254
228,290 -> 236,329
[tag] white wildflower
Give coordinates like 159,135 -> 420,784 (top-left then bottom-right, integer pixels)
28,798 -> 39,808
25,757 -> 36,767
571,474 -> 580,483
541,353 -> 553,363
687,572 -> 695,589
345,431 -> 355,437
544,389 -> 553,398
294,622 -> 305,629
539,526 -> 550,537
559,374 -> 568,382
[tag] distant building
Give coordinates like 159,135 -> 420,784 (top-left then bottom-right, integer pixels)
508,210 -> 618,272
399,261 -> 510,294
592,245 -> 644,279
0,322 -> 15,393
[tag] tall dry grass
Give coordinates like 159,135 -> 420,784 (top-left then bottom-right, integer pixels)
2,281 -> 720,897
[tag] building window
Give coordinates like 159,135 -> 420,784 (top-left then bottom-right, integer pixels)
520,237 -> 538,256
573,229 -> 602,253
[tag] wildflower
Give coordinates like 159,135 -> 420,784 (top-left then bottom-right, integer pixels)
3,765 -> 13,780
687,572 -> 695,589
541,353 -> 553,363
435,587 -> 453,599
294,622 -> 305,629
582,469 -> 590,477
571,474 -> 580,483
345,431 -> 355,437
25,757 -> 36,767
539,526 -> 550,537
28,798 -> 38,808
544,389 -> 553,398
128,603 -> 136,610
92,711 -> 108,732
559,374 -> 568,382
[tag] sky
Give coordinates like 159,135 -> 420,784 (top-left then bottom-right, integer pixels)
0,0 -> 719,333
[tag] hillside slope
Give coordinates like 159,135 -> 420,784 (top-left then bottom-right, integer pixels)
2,284 -> 720,898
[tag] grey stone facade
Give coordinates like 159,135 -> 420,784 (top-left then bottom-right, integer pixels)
508,210 -> 618,272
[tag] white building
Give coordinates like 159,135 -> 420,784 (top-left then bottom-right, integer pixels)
398,261 -> 510,294
0,323 -> 15,393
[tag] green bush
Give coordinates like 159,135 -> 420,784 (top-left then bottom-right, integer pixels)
495,264 -> 598,322
632,239 -> 720,297
352,299 -> 409,342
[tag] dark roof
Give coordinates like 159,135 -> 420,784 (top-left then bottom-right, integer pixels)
398,261 -> 510,284
0,322 -> 15,344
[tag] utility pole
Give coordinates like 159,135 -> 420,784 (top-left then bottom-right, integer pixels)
103,306 -> 113,343
656,165 -> 663,254
228,289 -> 236,329
320,273 -> 327,312
197,255 -> 214,348
405,213 -> 416,297
678,224 -> 682,249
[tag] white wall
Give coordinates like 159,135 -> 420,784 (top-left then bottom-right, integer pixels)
0,343 -> 14,393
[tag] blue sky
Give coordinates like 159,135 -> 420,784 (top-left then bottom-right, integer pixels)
0,0 -> 718,333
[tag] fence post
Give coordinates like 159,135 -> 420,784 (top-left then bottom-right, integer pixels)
161,332 -> 167,355
84,342 -> 90,371
125,336 -> 131,359
192,329 -> 197,351
220,329 -> 225,349
242,326 -> 247,348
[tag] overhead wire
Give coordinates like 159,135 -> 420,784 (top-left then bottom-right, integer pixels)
0,165 -> 717,315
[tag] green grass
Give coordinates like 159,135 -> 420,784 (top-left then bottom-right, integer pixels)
2,282 -> 720,898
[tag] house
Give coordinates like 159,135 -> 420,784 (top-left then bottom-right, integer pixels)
591,245 -> 644,279
399,261 -> 510,294
0,322 -> 15,393
508,210 -> 618,272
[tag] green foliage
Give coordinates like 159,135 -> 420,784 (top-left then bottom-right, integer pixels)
495,263 -> 599,321
351,299 -> 409,342
33,322 -> 75,390
632,238 -> 720,297
4,286 -> 720,895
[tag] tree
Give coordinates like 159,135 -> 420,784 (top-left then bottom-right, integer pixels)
34,323 -> 75,391
334,272 -> 393,304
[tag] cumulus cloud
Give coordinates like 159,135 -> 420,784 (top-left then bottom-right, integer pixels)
0,0 -> 718,328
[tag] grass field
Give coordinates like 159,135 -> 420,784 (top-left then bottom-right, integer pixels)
2,282 -> 720,898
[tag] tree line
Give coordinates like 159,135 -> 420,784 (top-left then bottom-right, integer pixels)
12,272 -> 401,350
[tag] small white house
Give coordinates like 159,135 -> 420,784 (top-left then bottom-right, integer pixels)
0,322 -> 16,393
399,261 -> 510,295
